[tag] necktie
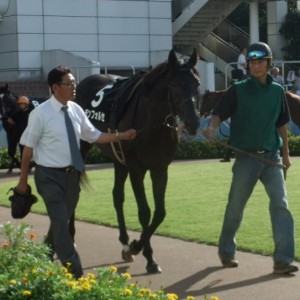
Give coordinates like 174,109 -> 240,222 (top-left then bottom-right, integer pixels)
62,106 -> 84,173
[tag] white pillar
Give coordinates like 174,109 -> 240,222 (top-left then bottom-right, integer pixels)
267,1 -> 287,60
206,62 -> 215,91
297,1 -> 300,11
249,1 -> 259,44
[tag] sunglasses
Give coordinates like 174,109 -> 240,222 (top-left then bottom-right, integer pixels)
247,50 -> 266,59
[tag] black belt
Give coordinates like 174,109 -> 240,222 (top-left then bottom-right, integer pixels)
37,165 -> 76,174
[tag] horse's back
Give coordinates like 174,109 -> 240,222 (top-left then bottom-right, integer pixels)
286,92 -> 300,128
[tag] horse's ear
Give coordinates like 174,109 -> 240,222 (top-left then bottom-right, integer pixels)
168,49 -> 180,67
187,48 -> 198,68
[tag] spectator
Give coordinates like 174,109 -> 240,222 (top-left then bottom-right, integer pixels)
15,66 -> 137,279
271,67 -> 285,86
8,96 -> 32,160
237,48 -> 247,79
203,42 -> 297,275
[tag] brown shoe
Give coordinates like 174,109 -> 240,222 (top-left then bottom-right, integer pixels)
273,263 -> 298,274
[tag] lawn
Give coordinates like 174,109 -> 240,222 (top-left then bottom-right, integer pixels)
1,158 -> 299,260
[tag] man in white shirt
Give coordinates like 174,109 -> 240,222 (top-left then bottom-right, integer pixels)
16,66 -> 136,279
237,48 -> 247,78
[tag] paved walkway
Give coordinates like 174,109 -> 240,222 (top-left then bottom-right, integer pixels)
0,163 -> 299,300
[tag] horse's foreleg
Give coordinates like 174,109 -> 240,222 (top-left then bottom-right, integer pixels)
128,167 -> 163,273
148,167 -> 167,236
112,162 -> 132,261
138,167 -> 167,274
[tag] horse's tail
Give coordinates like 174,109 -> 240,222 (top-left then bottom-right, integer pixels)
79,170 -> 91,190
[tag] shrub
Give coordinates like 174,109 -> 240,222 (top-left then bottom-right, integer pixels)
0,223 -> 219,300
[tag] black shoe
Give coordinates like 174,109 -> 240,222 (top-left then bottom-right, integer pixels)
273,263 -> 298,274
219,254 -> 238,268
220,159 -> 231,162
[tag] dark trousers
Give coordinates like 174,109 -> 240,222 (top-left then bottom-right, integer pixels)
34,165 -> 83,278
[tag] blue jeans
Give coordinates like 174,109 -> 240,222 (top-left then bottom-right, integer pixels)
219,150 -> 295,264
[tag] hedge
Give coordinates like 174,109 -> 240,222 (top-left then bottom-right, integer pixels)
1,135 -> 299,169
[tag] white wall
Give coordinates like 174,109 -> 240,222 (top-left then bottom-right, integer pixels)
0,0 -> 173,80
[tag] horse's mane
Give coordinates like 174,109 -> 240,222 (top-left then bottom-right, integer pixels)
141,62 -> 169,93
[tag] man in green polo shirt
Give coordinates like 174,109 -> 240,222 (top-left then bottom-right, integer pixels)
204,42 -> 298,275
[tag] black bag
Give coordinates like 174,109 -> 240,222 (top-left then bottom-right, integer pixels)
8,185 -> 38,219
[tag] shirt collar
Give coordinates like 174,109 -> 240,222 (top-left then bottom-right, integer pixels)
49,95 -> 69,112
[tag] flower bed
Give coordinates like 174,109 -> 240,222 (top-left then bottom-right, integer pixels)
0,223 -> 218,300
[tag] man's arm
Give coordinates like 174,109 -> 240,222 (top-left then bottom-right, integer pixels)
202,115 -> 221,139
278,124 -> 291,169
95,129 -> 136,144
16,146 -> 33,193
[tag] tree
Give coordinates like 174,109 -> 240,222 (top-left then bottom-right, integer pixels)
279,11 -> 300,60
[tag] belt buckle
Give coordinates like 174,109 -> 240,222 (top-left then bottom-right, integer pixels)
256,150 -> 265,154
65,167 -> 73,174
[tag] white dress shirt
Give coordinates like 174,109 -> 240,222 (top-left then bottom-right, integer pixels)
237,53 -> 247,75
20,95 -> 101,167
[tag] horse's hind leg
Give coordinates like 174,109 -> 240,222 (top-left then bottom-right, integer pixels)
112,162 -> 133,262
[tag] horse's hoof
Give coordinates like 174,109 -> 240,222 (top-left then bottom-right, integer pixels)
129,239 -> 143,255
146,262 -> 162,274
121,250 -> 134,262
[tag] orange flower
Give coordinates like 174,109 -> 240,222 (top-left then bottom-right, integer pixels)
29,233 -> 37,240
2,242 -> 9,248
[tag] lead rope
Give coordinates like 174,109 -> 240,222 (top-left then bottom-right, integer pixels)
198,129 -> 287,172
108,128 -> 126,166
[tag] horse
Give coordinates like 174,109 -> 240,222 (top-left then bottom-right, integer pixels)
75,49 -> 200,273
200,89 -> 300,130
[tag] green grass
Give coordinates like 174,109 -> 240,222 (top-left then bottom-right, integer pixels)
1,159 -> 300,260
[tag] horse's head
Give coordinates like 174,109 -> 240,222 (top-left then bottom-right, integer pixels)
166,48 -> 200,136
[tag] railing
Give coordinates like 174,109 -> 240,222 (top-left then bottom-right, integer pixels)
214,19 -> 249,51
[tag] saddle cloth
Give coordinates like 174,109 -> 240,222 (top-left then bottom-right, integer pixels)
87,71 -> 145,129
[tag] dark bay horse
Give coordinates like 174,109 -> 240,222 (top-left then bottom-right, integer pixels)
76,49 -> 200,273
200,89 -> 300,129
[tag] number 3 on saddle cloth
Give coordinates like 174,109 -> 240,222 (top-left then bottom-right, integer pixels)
87,71 -> 146,130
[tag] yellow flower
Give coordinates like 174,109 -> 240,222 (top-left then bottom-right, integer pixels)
2,242 -> 9,248
122,288 -> 133,296
122,272 -> 132,279
46,270 -> 56,276
9,280 -> 17,285
86,273 -> 95,279
65,273 -> 73,279
187,297 -> 196,300
67,281 -> 77,287
150,294 -> 158,299
22,290 -> 32,296
109,266 -> 117,273
139,288 -> 152,296
166,293 -> 179,300
81,283 -> 91,291
211,297 -> 219,300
